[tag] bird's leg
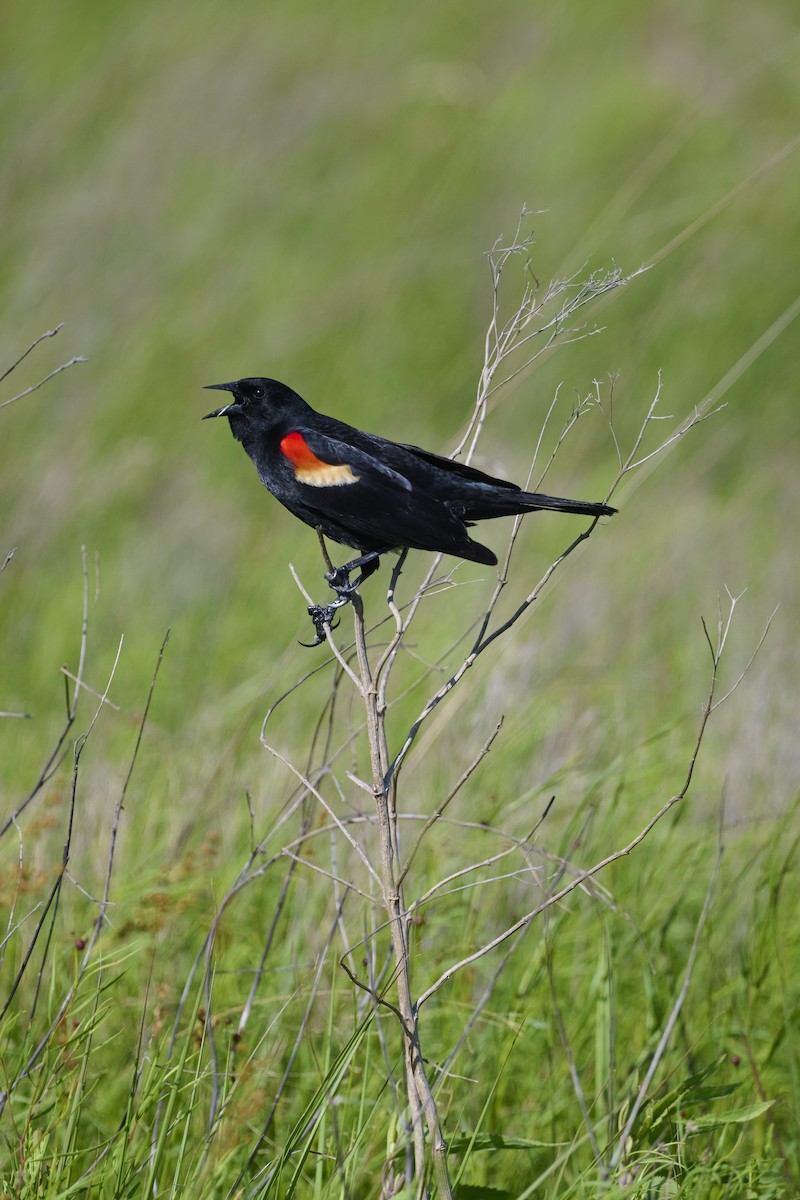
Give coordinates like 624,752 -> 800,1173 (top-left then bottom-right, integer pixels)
299,532 -> 348,647
324,548 -> 387,595
302,535 -> 390,648
315,529 -> 337,576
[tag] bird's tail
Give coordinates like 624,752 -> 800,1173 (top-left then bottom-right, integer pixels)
518,491 -> 616,518
464,490 -> 616,521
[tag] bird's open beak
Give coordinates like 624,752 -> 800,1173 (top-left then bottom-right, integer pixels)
203,383 -> 242,420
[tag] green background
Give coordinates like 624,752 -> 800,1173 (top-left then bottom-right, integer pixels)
1,0 -> 798,1192
3,1 -> 797,821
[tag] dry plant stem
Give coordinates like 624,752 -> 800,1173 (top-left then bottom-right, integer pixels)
0,323 -> 86,409
450,213 -> 648,468
0,323 -> 64,385
386,361 -> 727,799
280,848 -> 377,900
0,549 -> 95,1032
0,547 -> 91,840
0,353 -> 87,410
350,592 -> 453,1199
259,734 -> 381,888
397,717 -> 504,888
0,634 -> 124,1116
414,592 -> 759,1010
386,515 -> 601,790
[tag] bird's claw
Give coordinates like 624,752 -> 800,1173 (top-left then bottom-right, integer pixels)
301,604 -> 341,647
301,598 -> 347,648
324,566 -> 357,595
301,559 -> 372,646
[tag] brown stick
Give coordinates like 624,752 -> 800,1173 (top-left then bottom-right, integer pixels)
350,591 -> 452,1198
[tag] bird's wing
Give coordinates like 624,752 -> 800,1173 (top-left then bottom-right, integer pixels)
279,428 -> 413,491
279,427 -> 492,560
396,442 -> 521,492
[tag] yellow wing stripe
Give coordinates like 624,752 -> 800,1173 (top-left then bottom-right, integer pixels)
295,463 -> 359,487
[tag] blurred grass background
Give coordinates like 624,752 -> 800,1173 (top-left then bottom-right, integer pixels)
1,0 -> 799,1193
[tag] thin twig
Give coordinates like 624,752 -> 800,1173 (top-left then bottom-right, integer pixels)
415,618 -> 726,1011
0,356 -> 88,410
0,635 -> 124,1113
1,548 -> 93,841
0,323 -> 64,385
260,732 -> 381,889
280,848 -> 378,901
59,666 -> 121,710
398,717 -> 504,887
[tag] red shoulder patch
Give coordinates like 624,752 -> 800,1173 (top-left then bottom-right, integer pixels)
280,432 -> 359,487
280,431 -> 326,469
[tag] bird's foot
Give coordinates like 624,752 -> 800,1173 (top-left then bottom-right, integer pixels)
324,565 -> 359,595
323,549 -> 385,597
301,595 -> 350,648
303,551 -> 385,647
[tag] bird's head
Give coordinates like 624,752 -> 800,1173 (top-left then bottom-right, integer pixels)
203,377 -> 303,441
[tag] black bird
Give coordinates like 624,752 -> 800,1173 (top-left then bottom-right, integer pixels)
204,377 -> 615,637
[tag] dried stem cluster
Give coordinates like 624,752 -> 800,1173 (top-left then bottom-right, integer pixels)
0,234 -> 763,1197
253,223 -> 739,1195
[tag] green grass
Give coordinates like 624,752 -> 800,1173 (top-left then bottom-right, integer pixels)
2,0 -> 799,1195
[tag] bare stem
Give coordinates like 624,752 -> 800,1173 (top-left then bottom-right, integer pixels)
0,355 -> 88,410
350,592 -> 453,1198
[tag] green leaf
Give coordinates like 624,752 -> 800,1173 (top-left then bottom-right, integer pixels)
446,1132 -> 564,1153
686,1099 -> 775,1131
453,1186 -> 515,1200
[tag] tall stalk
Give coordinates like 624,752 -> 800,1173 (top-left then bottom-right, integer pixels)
350,591 -> 453,1198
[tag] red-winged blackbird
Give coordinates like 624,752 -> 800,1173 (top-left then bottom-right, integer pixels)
204,377 -> 615,585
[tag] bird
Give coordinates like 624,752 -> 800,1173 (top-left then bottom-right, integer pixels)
204,377 -> 615,639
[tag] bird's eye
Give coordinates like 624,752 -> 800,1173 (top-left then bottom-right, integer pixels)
251,384 -> 265,400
